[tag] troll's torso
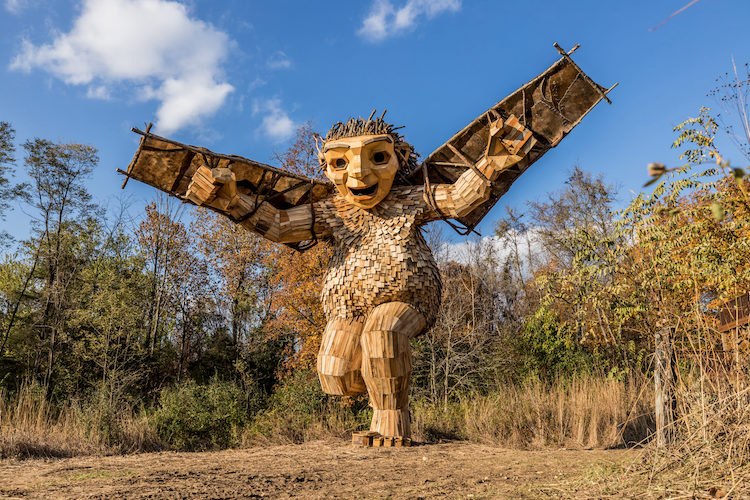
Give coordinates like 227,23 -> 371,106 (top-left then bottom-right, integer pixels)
318,186 -> 442,325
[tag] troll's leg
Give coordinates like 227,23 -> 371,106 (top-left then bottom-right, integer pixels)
317,316 -> 367,396
361,302 -> 427,438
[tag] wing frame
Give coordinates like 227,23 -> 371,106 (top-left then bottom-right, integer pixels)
405,43 -> 618,235
118,124 -> 335,252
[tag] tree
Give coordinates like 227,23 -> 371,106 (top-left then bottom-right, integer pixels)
21,138 -> 98,395
412,236 -> 515,406
135,196 -> 188,355
193,208 -> 273,346
274,121 -> 326,181
494,167 -> 624,366
0,121 -> 26,245
527,166 -> 617,270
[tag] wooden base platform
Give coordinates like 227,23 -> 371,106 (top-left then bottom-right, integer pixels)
351,431 -> 411,447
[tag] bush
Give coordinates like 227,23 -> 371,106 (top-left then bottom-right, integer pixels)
521,307 -> 595,379
154,378 -> 247,451
244,369 -> 370,444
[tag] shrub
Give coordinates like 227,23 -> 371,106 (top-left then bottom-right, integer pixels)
244,369 -> 370,444
154,378 -> 247,451
521,307 -> 595,379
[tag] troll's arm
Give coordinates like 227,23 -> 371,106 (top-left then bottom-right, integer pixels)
185,166 -> 330,244
424,115 -> 536,219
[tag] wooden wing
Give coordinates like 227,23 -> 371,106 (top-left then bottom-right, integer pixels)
404,43 -> 617,234
119,125 -> 334,229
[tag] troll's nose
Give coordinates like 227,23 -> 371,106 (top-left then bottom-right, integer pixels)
349,157 -> 364,177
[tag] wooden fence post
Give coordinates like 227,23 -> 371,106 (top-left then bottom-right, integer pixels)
654,325 -> 675,447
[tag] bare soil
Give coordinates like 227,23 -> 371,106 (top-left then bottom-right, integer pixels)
0,441 -> 638,499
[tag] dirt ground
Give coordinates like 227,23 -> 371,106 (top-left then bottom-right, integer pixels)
0,441 -> 639,499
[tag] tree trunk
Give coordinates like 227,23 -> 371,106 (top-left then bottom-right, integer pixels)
654,325 -> 675,447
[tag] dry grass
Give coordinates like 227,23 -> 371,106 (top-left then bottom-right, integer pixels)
568,351 -> 750,498
241,400 -> 370,446
2,375 -> 653,459
0,383 -> 163,459
412,375 -> 654,449
624,367 -> 750,498
2,375 -> 655,460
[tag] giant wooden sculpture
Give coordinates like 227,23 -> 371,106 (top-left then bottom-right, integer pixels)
119,44 -> 615,446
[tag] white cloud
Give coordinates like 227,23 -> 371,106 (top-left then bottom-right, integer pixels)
253,98 -> 296,142
440,235 -> 507,264
359,1 -> 393,42
267,50 -> 291,70
86,85 -> 111,100
10,0 -> 234,134
4,0 -> 28,14
248,77 -> 266,91
358,0 -> 460,42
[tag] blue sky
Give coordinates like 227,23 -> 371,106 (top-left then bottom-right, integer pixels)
1,0 -> 749,245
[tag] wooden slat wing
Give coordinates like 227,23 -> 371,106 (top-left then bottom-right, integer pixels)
120,127 -> 334,217
406,45 -> 615,233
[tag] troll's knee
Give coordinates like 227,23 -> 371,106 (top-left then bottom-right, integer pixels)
317,354 -> 366,396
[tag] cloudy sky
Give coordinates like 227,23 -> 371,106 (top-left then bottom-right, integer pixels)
1,0 -> 750,244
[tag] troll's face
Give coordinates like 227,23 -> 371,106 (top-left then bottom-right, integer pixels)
322,134 -> 399,209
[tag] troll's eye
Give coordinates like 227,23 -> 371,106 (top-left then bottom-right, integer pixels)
372,151 -> 389,165
331,158 -> 347,170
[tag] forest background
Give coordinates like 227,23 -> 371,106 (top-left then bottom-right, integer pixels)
1,56 -> 750,494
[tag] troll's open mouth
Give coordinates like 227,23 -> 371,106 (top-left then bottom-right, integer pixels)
349,184 -> 378,197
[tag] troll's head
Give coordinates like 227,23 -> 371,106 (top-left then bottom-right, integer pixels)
319,111 -> 417,209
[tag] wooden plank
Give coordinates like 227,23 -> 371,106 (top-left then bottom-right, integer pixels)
169,151 -> 197,192
718,293 -> 750,332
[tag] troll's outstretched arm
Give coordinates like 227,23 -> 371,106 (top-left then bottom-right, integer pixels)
186,166 -> 330,244
425,115 -> 536,219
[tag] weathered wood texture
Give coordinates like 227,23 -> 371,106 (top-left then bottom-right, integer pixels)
654,326 -> 676,448
351,431 -> 411,447
718,293 -> 750,333
317,188 -> 442,326
120,129 -> 333,251
405,50 -> 613,233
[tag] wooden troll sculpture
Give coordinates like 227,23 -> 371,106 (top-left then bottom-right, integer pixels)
120,44 -> 615,446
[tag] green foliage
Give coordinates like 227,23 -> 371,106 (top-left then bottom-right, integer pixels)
0,122 -> 27,244
246,369 -> 369,443
672,106 -> 719,164
265,369 -> 328,416
154,378 -> 247,451
520,308 -> 593,378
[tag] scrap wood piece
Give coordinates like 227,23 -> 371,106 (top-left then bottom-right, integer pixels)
351,431 -> 411,448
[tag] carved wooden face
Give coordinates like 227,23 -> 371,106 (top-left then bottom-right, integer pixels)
322,134 -> 399,209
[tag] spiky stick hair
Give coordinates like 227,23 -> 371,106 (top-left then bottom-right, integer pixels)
318,110 -> 419,179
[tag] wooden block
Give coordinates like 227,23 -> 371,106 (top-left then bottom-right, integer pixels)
211,167 -> 234,183
352,432 -> 364,446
